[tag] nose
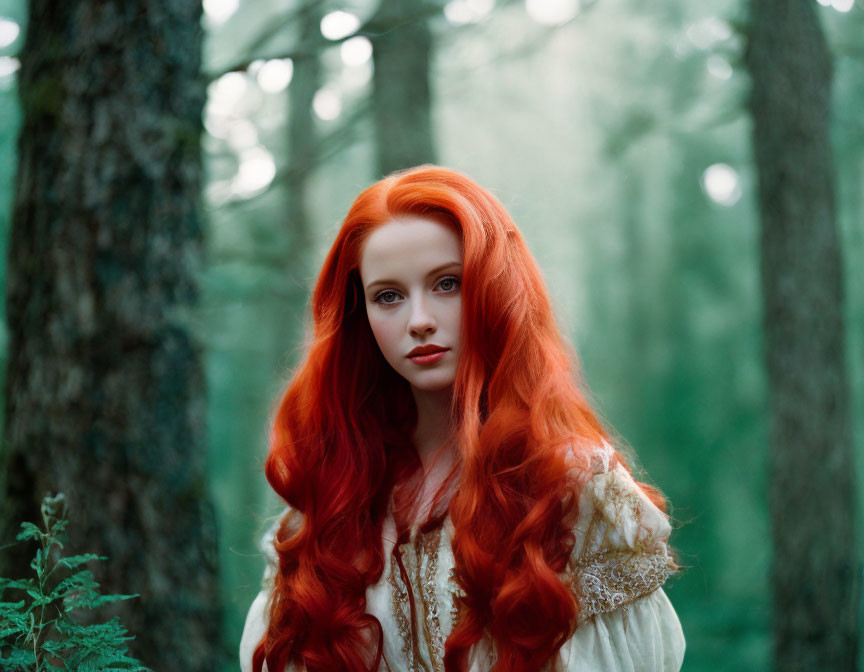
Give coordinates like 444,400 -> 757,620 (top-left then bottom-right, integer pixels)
407,295 -> 436,336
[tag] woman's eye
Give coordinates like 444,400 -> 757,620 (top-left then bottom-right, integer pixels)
372,278 -> 459,305
374,290 -> 400,304
437,277 -> 460,293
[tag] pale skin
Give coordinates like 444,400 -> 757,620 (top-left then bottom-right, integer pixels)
359,215 -> 463,518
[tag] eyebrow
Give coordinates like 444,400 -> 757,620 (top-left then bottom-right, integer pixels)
364,261 -> 462,292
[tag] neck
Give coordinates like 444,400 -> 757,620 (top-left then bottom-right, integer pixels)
408,384 -> 458,526
410,384 -> 455,470
411,386 -> 456,523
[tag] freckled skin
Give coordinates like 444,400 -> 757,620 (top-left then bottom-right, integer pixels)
359,216 -> 462,393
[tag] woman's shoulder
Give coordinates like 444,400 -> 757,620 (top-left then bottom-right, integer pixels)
562,439 -> 679,625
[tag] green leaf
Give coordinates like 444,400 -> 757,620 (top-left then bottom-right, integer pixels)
26,594 -> 54,610
0,602 -> 30,634
25,587 -> 44,600
38,662 -> 65,672
54,616 -> 86,636
50,572 -> 91,601
0,599 -> 26,611
41,638 -> 79,653
56,553 -> 106,570
16,521 -> 43,542
0,624 -> 25,639
29,547 -> 45,574
48,518 -> 68,536
75,593 -> 140,611
62,619 -> 145,670
24,586 -> 53,610
0,578 -> 36,614
69,616 -> 131,642
58,570 -> 102,612
0,648 -> 36,669
100,659 -> 151,672
53,568 -> 97,591
0,577 -> 35,594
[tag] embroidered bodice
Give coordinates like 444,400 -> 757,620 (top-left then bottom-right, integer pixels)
240,441 -> 686,671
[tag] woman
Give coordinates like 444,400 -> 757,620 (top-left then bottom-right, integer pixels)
240,165 -> 686,671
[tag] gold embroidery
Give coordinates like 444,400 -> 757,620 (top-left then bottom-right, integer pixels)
388,549 -> 420,671
385,525 -> 450,671
415,527 -> 446,672
446,566 -> 461,630
388,540 -> 432,672
568,542 -> 675,623
561,442 -> 677,626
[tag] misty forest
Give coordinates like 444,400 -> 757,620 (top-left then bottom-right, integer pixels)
0,0 -> 861,671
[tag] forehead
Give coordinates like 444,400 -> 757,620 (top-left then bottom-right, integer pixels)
359,216 -> 462,280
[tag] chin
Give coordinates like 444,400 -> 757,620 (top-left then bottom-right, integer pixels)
407,373 -> 456,393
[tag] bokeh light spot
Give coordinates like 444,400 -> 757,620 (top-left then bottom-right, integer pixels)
702,163 -> 742,206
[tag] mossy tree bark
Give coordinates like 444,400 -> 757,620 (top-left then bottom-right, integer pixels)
0,3 -> 224,671
745,1 -> 859,669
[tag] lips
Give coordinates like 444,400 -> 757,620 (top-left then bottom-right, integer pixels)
407,344 -> 449,358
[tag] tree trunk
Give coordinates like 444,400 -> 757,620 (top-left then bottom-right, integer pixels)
369,0 -> 437,176
285,0 -> 322,258
0,3 -> 224,671
745,1 -> 859,669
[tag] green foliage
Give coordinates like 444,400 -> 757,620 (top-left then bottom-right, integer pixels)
0,494 -> 150,672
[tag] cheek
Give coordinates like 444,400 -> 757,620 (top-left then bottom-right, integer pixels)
367,312 -> 400,358
447,301 -> 462,346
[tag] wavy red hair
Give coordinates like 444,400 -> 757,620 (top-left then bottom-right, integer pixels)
252,165 -> 672,672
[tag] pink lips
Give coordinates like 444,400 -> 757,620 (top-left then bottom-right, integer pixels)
409,350 -> 448,365
407,345 -> 449,365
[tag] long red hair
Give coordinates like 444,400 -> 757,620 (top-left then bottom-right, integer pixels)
252,165 -> 671,672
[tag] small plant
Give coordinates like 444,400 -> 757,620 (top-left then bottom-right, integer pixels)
0,493 -> 150,672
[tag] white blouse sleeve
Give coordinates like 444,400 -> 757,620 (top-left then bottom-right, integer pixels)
239,508 -> 295,672
559,588 -> 685,671
559,441 -> 686,671
239,590 -> 271,672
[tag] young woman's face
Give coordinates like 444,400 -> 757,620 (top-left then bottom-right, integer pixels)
359,215 -> 463,393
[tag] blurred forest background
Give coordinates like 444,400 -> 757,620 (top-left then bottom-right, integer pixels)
0,0 -> 861,671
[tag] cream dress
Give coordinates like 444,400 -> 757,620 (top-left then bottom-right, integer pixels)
240,441 -> 686,671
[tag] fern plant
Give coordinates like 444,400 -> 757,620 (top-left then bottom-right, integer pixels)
0,493 -> 150,672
